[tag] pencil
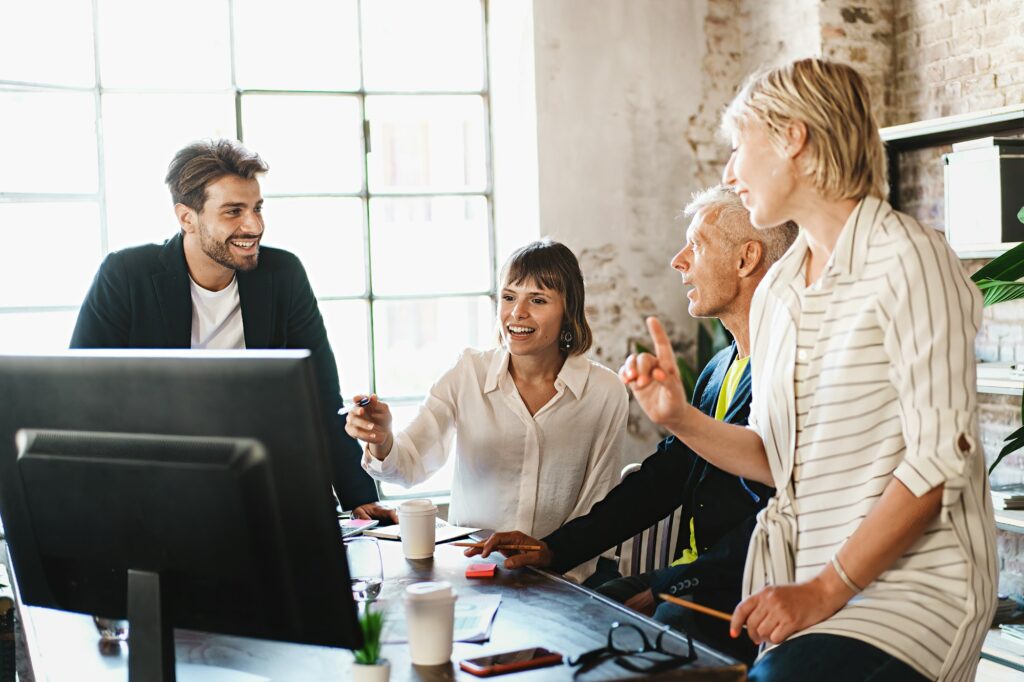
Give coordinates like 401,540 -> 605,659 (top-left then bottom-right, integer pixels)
452,541 -> 543,551
657,593 -> 744,628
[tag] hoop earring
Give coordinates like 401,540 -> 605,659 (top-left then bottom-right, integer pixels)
559,328 -> 573,351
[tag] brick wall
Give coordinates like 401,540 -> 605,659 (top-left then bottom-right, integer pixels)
688,0 -> 1024,599
888,0 -> 1024,597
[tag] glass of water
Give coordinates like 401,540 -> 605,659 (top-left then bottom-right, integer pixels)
345,536 -> 383,603
93,615 -> 129,642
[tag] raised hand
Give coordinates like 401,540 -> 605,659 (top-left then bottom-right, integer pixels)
344,394 -> 395,460
462,530 -> 554,570
619,317 -> 692,431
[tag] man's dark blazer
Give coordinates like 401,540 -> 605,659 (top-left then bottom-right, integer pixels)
543,344 -> 772,599
70,233 -> 379,509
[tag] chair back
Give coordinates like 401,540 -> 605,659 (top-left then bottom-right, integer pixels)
613,464 -> 685,577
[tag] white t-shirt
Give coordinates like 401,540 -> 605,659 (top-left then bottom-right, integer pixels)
189,275 -> 246,350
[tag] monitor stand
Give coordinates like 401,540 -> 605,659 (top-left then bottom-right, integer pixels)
125,569 -> 269,682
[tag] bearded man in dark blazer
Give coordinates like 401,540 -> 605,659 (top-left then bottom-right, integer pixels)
71,138 -> 394,522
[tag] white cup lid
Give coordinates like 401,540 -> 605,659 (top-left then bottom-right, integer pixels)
405,581 -> 456,602
399,498 -> 437,516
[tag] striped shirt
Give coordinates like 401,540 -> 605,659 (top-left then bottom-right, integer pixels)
744,196 -> 997,680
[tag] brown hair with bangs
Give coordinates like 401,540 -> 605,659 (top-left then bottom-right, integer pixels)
500,239 -> 592,356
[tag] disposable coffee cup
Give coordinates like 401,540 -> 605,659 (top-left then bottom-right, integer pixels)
398,498 -> 437,559
404,581 -> 457,665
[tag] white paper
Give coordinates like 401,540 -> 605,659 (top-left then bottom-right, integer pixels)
363,517 -> 478,544
381,594 -> 502,644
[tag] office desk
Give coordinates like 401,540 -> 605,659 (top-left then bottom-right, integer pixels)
16,541 -> 745,681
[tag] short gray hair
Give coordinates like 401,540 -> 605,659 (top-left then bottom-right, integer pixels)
682,185 -> 798,267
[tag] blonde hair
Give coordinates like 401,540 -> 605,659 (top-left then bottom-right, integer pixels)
721,58 -> 887,201
683,185 -> 799,268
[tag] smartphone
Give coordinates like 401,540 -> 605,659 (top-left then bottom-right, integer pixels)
459,647 -> 563,677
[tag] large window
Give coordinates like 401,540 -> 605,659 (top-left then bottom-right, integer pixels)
0,0 -> 496,498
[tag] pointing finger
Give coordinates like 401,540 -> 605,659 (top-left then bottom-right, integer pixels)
645,317 -> 676,371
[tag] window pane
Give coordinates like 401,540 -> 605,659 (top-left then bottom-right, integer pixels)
261,197 -> 365,298
102,94 -> 237,251
320,299 -> 371,399
0,202 -> 102,307
370,196 -> 489,296
97,0 -> 231,89
366,95 -> 487,193
373,296 -> 493,397
361,0 -> 484,92
241,94 -> 363,194
378,401 -> 456,498
0,310 -> 80,353
0,0 -> 95,86
233,0 -> 360,91
0,91 -> 97,194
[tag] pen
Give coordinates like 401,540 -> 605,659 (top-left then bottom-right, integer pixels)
337,396 -> 371,416
452,542 -> 543,551
657,593 -> 745,628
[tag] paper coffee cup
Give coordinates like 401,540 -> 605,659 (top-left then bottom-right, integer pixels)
398,498 -> 437,559
404,581 -> 457,665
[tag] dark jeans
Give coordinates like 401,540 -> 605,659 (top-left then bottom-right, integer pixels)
593,569 -> 758,666
748,634 -> 929,682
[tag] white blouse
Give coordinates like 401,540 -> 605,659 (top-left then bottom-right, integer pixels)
745,196 -> 997,681
363,347 -> 629,581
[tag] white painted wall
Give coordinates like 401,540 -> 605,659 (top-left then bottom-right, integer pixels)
529,0 -> 708,459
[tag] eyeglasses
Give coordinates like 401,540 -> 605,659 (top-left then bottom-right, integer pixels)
568,621 -> 696,675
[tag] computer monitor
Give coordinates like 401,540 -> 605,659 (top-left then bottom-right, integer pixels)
0,350 -> 362,681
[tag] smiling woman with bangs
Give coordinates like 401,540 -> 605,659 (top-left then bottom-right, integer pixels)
346,239 -> 628,583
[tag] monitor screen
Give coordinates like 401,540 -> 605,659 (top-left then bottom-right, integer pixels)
0,350 -> 361,651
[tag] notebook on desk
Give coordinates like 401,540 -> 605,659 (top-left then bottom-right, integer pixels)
363,517 -> 478,543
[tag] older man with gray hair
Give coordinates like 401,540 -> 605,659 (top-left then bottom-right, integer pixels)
468,185 -> 798,663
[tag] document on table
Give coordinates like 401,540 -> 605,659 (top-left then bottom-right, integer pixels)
381,594 -> 502,644
363,517 -> 479,544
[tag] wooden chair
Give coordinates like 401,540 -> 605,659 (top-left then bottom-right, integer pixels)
615,463 -> 685,577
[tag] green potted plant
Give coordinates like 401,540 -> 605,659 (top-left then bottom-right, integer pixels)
352,607 -> 389,682
971,206 -> 1024,473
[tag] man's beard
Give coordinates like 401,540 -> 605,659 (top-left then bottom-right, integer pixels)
198,220 -> 259,272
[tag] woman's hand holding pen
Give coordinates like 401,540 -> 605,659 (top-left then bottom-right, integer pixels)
619,317 -> 693,433
729,572 -> 851,645
343,394 -> 395,461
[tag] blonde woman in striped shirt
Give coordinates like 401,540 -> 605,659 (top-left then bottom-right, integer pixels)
621,58 -> 995,681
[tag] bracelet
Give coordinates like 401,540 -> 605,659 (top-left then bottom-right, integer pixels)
830,554 -> 863,594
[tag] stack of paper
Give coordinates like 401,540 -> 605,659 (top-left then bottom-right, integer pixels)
999,623 -> 1024,644
364,517 -> 479,544
991,483 -> 1024,510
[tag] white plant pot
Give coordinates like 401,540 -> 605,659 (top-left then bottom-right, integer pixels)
352,660 -> 390,682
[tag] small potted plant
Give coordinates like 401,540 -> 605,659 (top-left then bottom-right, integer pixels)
352,607 -> 389,682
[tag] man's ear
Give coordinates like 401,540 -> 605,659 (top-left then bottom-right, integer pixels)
783,120 -> 808,160
175,203 -> 197,234
737,240 -> 764,277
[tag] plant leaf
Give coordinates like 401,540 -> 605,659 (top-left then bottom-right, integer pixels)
975,278 -> 1024,307
989,424 -> 1024,475
972,240 -> 1024,283
678,357 -> 697,400
1018,204 -> 1024,225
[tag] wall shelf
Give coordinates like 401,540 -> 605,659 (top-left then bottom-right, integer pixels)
982,627 -> 1024,672
977,364 -> 1024,397
995,509 -> 1024,535
881,105 -> 1024,152
878,105 -> 1024,225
